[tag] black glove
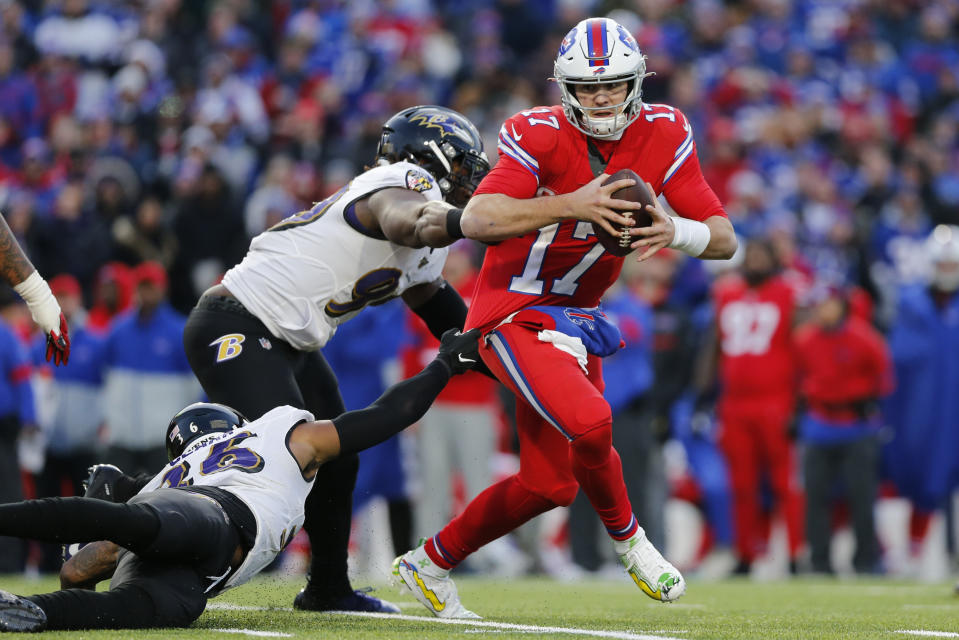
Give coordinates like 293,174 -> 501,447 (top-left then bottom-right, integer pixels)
82,464 -> 127,502
64,464 -> 129,564
436,328 -> 482,375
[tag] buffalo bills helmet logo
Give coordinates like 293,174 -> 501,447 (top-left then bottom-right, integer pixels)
616,25 -> 638,52
559,27 -> 577,56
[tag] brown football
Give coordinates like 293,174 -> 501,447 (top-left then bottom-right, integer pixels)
591,168 -> 655,257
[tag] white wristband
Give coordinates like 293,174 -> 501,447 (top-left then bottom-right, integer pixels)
667,216 -> 711,257
14,271 -> 61,334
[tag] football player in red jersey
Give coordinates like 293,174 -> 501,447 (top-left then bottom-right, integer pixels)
403,17 -> 736,617
708,239 -> 804,575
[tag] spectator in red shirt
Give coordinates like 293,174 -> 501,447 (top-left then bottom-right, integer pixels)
86,262 -> 135,334
795,284 -> 893,574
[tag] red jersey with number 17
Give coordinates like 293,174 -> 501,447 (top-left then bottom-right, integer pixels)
465,104 -> 726,333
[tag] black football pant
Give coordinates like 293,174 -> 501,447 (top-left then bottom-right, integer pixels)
1,489 -> 239,629
0,415 -> 25,573
183,298 -> 356,599
803,435 -> 880,574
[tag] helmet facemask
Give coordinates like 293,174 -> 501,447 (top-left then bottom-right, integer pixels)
421,139 -> 490,207
556,73 -> 646,139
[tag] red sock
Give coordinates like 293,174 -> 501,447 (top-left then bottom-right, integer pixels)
569,429 -> 636,539
909,508 -> 932,550
424,475 -> 555,570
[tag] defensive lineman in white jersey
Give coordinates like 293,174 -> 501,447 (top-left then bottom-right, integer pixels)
222,160 -> 449,350
180,105 -> 490,613
0,328 -> 482,632
137,404 -> 316,593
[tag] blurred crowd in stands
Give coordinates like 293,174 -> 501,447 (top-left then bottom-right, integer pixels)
0,0 -> 957,580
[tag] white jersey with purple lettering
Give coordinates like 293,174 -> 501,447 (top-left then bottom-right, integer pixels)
137,405 -> 314,592
222,161 -> 448,351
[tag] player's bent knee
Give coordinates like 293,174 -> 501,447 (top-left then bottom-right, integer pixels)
569,422 -> 613,468
565,396 -> 612,437
547,482 -> 579,507
513,476 -> 577,509
139,583 -> 206,628
526,482 -> 578,507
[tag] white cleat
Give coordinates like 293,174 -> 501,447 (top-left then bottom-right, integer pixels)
391,548 -> 480,619
617,533 -> 686,602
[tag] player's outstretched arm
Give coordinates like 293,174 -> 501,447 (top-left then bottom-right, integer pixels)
0,214 -> 71,365
0,214 -> 36,286
414,174 -> 642,245
456,174 -> 642,242
288,329 -> 482,475
362,187 -> 458,248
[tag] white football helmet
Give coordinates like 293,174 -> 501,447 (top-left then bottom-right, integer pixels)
927,224 -> 959,292
552,17 -> 652,139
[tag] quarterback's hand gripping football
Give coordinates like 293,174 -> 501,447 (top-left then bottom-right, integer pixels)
566,173 -> 642,238
628,181 -> 675,261
436,328 -> 482,375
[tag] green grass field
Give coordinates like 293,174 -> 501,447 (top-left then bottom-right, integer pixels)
2,574 -> 958,639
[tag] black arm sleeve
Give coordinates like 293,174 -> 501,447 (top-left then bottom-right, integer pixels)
411,281 -> 468,340
332,359 -> 451,456
115,474 -> 153,503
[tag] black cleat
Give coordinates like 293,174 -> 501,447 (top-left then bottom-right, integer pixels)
0,589 -> 46,632
293,586 -> 400,613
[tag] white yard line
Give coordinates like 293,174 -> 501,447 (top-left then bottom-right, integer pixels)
210,602 -> 685,640
329,611 -> 686,640
208,601 -> 421,611
895,631 -> 959,638
209,603 -> 292,612
212,629 -> 293,638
